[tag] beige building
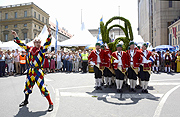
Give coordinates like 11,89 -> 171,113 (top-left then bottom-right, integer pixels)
138,0 -> 180,47
0,2 -> 49,42
49,21 -> 72,42
168,19 -> 180,46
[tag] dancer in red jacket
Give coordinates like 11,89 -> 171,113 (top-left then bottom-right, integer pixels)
88,42 -> 105,90
111,42 -> 128,93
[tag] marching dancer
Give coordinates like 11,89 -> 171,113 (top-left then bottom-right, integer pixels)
139,43 -> 153,93
127,41 -> 142,92
111,42 -> 128,93
88,42 -> 104,90
164,50 -> 172,73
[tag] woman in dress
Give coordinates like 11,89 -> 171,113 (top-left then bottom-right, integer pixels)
43,51 -> 50,73
50,52 -> 56,73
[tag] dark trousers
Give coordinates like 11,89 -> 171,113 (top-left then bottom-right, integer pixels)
20,64 -> 26,74
82,61 -> 88,73
93,65 -> 102,79
0,61 -> 5,76
63,60 -> 67,72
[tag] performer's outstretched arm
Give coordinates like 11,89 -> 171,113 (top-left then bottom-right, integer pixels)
42,27 -> 52,53
12,30 -> 30,51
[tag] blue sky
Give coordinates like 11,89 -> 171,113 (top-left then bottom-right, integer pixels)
0,0 -> 138,37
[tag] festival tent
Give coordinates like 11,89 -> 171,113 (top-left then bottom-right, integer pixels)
155,45 -> 176,52
59,29 -> 97,47
0,40 -> 25,51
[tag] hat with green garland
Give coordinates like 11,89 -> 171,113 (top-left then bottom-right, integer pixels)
129,41 -> 135,46
95,42 -> 101,46
143,43 -> 148,48
116,41 -> 123,48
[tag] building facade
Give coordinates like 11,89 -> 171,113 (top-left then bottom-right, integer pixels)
49,21 -> 72,42
0,2 -> 49,42
168,19 -> 180,46
138,0 -> 180,47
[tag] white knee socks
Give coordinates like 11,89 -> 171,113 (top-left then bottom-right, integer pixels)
104,77 -> 108,85
116,79 -> 120,89
141,81 -> 145,89
156,67 -> 158,71
145,81 -> 148,89
129,79 -> 133,88
109,77 -> 112,85
165,67 -> 167,72
132,80 -> 136,89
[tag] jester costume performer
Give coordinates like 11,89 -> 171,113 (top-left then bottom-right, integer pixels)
13,30 -> 53,111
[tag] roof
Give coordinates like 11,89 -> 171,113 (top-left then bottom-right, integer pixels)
49,21 -> 72,38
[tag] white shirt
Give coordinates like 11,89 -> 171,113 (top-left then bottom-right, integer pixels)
14,52 -> 19,62
96,50 -> 101,63
142,50 -> 148,63
117,51 -> 122,66
130,49 -> 134,65
56,53 -> 61,61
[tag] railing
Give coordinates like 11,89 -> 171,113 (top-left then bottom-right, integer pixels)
0,2 -> 33,9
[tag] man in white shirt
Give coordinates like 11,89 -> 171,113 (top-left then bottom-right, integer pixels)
14,49 -> 20,74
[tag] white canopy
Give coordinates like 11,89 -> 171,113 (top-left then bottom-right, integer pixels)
134,35 -> 144,45
0,40 -> 25,51
59,29 -> 97,47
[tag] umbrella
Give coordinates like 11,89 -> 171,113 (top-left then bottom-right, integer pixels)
155,45 -> 176,52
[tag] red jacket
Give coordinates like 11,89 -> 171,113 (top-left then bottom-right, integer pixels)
103,49 -> 112,68
127,49 -> 142,68
88,49 -> 104,65
139,49 -> 153,67
111,51 -> 128,69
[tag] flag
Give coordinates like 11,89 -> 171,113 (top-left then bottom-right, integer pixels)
172,27 -> 177,39
149,56 -> 155,62
55,19 -> 58,53
97,16 -> 103,42
81,22 -> 85,31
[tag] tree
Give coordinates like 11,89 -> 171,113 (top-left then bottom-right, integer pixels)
100,16 -> 133,51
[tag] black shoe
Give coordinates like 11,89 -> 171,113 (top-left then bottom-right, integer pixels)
48,104 -> 53,112
119,89 -> 123,93
98,86 -> 102,90
95,86 -> 98,90
101,83 -> 104,86
104,85 -> 108,88
132,88 -> 136,92
108,85 -> 112,88
144,89 -> 148,93
19,101 -> 28,107
117,89 -> 120,93
142,89 -> 145,93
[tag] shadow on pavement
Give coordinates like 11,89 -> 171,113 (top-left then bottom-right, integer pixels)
14,106 -> 47,117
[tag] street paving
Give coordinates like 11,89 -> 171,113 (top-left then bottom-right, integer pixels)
0,72 -> 180,117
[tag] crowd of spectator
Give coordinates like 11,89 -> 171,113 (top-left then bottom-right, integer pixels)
0,48 -> 92,77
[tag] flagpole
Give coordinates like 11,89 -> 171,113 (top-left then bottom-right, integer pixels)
81,9 -> 82,25
118,6 -> 120,35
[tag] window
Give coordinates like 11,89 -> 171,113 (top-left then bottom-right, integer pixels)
173,39 -> 174,45
34,24 -> 36,27
24,11 -> 27,17
42,17 -> 44,22
15,12 -> 17,18
34,12 -> 36,18
39,26 -> 40,29
34,33 -> 36,38
24,23 -> 27,27
169,1 -> 172,8
39,14 -> 40,20
46,19 -> 47,24
14,24 -> 17,28
178,37 -> 180,45
5,34 -> 8,41
5,25 -> 8,29
5,13 -> 8,19
24,33 -> 27,39
178,25 -> 180,31
175,38 -> 177,45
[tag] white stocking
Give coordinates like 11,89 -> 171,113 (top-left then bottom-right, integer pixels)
116,79 -> 120,89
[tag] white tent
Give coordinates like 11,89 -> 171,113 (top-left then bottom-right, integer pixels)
0,40 -> 25,50
59,29 -> 97,47
134,35 -> 144,45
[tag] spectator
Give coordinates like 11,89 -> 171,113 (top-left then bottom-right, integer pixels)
43,51 -> 50,73
62,52 -> 67,72
171,51 -> 176,71
0,50 -> 6,77
14,49 -> 20,75
74,52 -> 80,72
6,50 -> 14,76
56,50 -> 62,72
65,52 -> 70,72
20,51 -> 26,75
68,52 -> 73,73
81,49 -> 89,73
78,50 -> 82,71
50,52 -> 55,73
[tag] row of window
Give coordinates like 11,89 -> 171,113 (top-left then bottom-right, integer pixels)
34,12 -> 47,23
5,11 -> 27,19
4,24 -> 27,29
172,37 -> 180,45
4,11 -> 47,24
4,33 -> 27,42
